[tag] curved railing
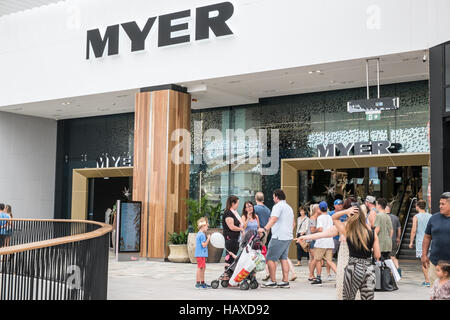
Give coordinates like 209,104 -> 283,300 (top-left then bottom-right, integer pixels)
0,219 -> 112,300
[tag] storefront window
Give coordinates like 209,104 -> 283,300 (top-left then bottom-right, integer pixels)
190,81 -> 429,210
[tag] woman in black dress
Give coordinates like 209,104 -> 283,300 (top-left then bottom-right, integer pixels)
222,195 -> 243,276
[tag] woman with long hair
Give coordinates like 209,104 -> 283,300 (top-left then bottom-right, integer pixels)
295,205 -> 310,266
222,195 -> 243,277
241,201 -> 260,234
333,203 -> 381,300
298,200 -> 379,299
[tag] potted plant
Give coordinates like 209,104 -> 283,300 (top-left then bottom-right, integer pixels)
167,229 -> 190,263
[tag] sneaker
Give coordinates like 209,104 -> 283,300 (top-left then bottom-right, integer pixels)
261,280 -> 278,288
262,274 -> 271,281
277,281 -> 290,288
202,283 -> 211,288
397,268 -> 402,277
195,283 -> 203,289
422,282 -> 431,287
308,277 -> 316,282
311,278 -> 322,285
326,274 -> 334,281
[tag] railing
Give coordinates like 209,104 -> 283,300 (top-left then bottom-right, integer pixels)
0,219 -> 112,300
396,197 -> 417,256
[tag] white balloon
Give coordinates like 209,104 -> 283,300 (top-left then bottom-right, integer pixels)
210,232 -> 225,249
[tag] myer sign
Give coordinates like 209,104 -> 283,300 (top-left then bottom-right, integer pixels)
86,2 -> 234,59
317,140 -> 392,157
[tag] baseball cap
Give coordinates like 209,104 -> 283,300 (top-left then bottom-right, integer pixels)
319,201 -> 328,212
365,195 -> 376,204
334,199 -> 343,206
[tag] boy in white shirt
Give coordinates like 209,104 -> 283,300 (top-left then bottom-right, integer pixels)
311,201 -> 337,285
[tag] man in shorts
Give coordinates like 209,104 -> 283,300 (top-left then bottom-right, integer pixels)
311,201 -> 337,285
422,192 -> 450,284
259,189 -> 294,289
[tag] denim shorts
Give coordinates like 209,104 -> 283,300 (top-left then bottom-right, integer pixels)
266,238 -> 291,262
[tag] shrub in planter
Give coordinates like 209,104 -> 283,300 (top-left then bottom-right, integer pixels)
167,230 -> 189,263
185,195 -> 224,263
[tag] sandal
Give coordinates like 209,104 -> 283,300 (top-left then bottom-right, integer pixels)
290,275 -> 297,281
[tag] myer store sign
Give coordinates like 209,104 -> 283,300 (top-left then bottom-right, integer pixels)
317,140 -> 393,157
86,2 -> 234,59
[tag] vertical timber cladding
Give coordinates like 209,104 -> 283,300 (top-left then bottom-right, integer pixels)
133,89 -> 191,258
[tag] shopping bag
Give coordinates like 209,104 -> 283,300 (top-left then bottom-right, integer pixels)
253,251 -> 266,272
384,259 -> 401,282
375,260 -> 398,291
229,247 -> 256,286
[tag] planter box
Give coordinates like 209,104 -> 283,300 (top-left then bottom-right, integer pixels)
168,244 -> 190,263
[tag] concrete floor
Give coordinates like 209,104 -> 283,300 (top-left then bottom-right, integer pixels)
107,252 -> 432,300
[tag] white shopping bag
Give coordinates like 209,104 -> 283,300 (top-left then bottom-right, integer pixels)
384,259 -> 401,282
229,247 -> 256,286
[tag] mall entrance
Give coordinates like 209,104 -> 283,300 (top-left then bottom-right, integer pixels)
281,152 -> 430,258
70,167 -> 134,221
299,166 -> 426,220
87,176 -> 132,223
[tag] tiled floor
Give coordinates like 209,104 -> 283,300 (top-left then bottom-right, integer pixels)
107,252 -> 432,300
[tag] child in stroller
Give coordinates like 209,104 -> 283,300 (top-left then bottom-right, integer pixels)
211,230 -> 266,290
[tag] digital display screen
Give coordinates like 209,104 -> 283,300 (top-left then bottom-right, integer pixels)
118,201 -> 141,253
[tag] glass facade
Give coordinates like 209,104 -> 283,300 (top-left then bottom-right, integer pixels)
190,81 -> 429,211
55,113 -> 134,219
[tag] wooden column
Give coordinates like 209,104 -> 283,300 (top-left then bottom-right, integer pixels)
133,88 -> 190,258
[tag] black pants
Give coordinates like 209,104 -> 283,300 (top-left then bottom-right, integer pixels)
295,233 -> 309,261
224,238 -> 240,269
381,252 -> 391,260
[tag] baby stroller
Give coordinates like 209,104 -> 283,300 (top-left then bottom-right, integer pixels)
211,230 -> 266,290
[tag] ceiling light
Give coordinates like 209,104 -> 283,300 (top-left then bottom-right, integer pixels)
316,70 -> 321,73
308,71 -> 314,74
61,101 -> 71,105
330,80 -> 335,83
289,81 -> 295,85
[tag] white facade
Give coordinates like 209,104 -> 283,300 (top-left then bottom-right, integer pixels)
0,112 -> 57,218
1,0 -> 450,108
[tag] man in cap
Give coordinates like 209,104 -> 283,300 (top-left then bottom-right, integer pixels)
311,201 -> 336,285
365,195 -> 378,230
328,199 -> 346,263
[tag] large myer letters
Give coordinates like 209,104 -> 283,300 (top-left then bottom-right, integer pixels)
86,2 -> 234,59
317,140 -> 392,157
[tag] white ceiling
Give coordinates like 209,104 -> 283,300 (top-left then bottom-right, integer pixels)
0,50 -> 429,120
0,0 -> 64,17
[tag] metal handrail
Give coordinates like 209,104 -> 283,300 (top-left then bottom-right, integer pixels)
396,197 -> 417,256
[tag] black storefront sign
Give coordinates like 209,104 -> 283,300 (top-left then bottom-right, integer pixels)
86,1 -> 234,59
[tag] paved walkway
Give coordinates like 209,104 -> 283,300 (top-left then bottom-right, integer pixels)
107,253 -> 431,300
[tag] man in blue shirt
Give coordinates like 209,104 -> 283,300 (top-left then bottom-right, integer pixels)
254,192 -> 271,245
422,192 -> 450,284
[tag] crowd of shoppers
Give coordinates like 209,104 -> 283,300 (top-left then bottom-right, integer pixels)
195,189 -> 450,300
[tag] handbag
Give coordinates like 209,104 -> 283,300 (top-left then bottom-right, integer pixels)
375,259 -> 398,292
296,218 -> 310,252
